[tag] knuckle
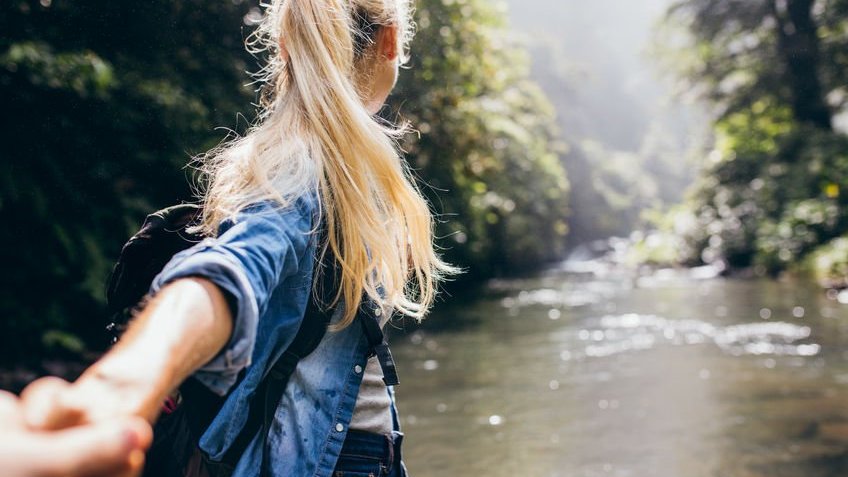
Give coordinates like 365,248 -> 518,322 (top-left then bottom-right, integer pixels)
21,376 -> 70,400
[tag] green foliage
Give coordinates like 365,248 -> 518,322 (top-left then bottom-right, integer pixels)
625,229 -> 688,268
805,235 -> 848,287
1,0 -> 570,363
672,122 -> 848,271
1,0 -> 260,364
659,0 -> 848,275
664,0 -> 837,128
390,0 -> 570,278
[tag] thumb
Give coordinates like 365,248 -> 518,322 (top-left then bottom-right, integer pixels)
20,376 -> 81,430
31,417 -> 152,477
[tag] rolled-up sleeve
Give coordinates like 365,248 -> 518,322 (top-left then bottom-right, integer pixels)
149,197 -> 316,395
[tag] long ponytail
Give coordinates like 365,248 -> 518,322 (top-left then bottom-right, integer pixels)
195,0 -> 456,328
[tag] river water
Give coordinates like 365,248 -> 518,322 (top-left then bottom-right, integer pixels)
391,262 -> 848,477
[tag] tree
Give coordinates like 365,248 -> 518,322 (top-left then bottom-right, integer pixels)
666,0 -> 836,129
661,0 -> 848,271
389,0 -> 570,278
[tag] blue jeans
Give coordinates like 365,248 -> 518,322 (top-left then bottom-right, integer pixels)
332,430 -> 408,477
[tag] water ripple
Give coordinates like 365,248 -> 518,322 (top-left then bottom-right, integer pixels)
501,288 -> 601,309
565,313 -> 820,359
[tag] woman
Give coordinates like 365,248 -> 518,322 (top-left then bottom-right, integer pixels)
19,0 -> 455,475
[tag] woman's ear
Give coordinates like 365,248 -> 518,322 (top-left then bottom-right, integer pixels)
375,25 -> 398,61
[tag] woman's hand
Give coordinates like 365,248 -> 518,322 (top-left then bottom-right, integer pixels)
0,390 -> 152,477
21,368 -> 165,431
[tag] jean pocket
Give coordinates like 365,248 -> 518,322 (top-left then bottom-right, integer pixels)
333,453 -> 385,477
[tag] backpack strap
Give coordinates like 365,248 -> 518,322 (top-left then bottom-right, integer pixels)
219,243 -> 340,474
357,301 -> 399,386
232,275 -> 400,476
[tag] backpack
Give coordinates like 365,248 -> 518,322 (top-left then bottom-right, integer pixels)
105,203 -> 399,477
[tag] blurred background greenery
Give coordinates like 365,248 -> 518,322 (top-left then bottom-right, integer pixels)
3,0 -> 848,394
640,0 -> 848,281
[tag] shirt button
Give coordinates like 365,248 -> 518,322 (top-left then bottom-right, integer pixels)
354,365 -> 363,374
374,307 -> 382,317
335,423 -> 344,432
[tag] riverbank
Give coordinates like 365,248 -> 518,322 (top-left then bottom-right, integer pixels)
607,230 -> 848,294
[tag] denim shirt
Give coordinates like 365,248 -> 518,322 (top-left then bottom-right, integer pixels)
149,193 -> 403,477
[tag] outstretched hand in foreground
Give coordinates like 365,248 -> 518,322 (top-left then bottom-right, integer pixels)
0,389 -> 152,477
9,278 -> 233,477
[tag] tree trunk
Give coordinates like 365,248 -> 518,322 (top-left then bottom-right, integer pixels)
772,0 -> 832,129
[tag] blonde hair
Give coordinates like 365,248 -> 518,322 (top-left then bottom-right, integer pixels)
193,0 -> 456,328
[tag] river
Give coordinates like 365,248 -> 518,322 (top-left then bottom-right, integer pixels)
391,261 -> 848,477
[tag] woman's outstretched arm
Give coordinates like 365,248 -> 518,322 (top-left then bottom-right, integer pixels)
22,198 -> 316,430
21,277 -> 233,429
